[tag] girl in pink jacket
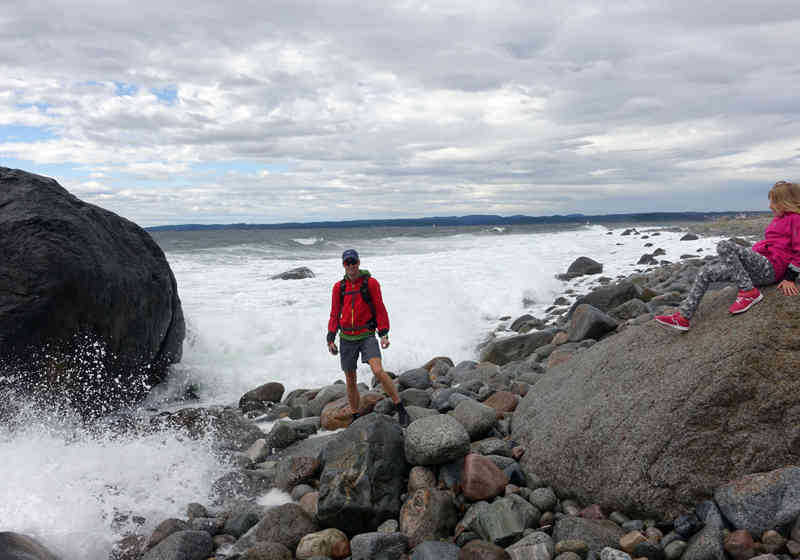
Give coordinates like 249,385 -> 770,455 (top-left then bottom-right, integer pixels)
657,181 -> 800,331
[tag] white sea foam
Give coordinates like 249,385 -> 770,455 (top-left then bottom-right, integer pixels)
0,412 -> 227,560
165,224 -> 727,405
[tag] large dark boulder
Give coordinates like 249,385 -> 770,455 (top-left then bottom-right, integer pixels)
0,168 -> 184,414
512,286 -> 800,517
317,414 -> 407,534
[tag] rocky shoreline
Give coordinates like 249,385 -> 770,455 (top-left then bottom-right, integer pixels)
9,215 -> 800,560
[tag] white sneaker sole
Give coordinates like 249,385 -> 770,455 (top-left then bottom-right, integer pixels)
730,292 -> 763,314
655,318 -> 690,332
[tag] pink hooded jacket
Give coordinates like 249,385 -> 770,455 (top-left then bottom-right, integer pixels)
751,212 -> 800,281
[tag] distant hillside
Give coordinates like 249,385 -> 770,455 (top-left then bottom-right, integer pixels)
146,211 -> 768,231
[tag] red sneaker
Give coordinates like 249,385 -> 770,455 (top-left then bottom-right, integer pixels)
729,288 -> 762,314
654,312 -> 690,331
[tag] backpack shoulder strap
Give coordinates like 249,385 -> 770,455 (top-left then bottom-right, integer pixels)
339,279 -> 347,307
361,277 -> 377,328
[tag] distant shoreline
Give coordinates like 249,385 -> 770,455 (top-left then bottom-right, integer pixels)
145,211 -> 769,232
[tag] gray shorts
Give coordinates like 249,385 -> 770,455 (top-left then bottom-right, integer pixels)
340,336 -> 381,372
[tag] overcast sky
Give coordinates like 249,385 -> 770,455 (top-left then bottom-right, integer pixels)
2,1 -> 800,226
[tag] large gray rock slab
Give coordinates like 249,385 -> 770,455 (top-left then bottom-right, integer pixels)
570,279 -> 641,314
317,414 -> 407,534
714,467 -> 800,535
567,304 -> 617,342
480,331 -> 555,366
513,287 -> 800,517
0,167 -> 184,415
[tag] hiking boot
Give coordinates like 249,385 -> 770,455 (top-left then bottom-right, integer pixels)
654,311 -> 690,331
396,403 -> 410,428
729,288 -> 762,314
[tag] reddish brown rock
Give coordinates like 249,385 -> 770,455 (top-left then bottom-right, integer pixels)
461,454 -> 509,501
762,530 -> 787,554
399,488 -> 458,548
275,456 -> 321,491
459,539 -> 511,559
320,393 -> 385,430
579,504 -> 605,520
482,391 -> 518,415
299,491 -> 319,518
408,466 -> 437,494
620,531 -> 647,554
553,331 -> 569,345
725,529 -> 755,560
645,528 -> 663,545
296,528 -> 350,560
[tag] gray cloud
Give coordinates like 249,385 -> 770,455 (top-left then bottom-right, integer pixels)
2,0 -> 800,225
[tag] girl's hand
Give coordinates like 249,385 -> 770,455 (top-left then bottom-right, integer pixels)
779,279 -> 799,296
380,336 -> 390,349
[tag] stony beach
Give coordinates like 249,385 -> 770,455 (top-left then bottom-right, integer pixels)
7,214 -> 800,560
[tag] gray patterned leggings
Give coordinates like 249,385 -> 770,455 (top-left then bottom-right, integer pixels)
678,240 -> 775,319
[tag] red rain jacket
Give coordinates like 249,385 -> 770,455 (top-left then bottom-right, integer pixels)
327,271 -> 390,341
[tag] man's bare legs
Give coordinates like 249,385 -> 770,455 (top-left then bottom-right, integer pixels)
344,370 -> 360,413
368,357 -> 401,404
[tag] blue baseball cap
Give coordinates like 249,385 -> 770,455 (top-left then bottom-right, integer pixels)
342,249 -> 359,262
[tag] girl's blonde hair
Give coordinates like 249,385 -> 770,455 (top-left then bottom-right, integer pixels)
768,181 -> 800,214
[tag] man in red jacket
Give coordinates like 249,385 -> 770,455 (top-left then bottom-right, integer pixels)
327,249 -> 409,427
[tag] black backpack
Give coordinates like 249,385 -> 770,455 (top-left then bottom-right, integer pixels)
339,276 -> 377,330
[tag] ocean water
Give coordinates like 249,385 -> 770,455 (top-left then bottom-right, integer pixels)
0,222 -> 727,559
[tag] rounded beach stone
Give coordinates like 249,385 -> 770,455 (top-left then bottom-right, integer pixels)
398,368 -> 432,390
408,466 -> 437,494
399,488 -> 458,548
761,530 -> 786,554
724,530 -> 754,560
620,532 -> 647,554
452,399 -> 497,440
556,539 -> 589,557
295,528 -> 350,560
147,518 -> 188,549
239,382 -> 285,407
483,390 -> 519,414
141,531 -> 213,560
530,487 -> 558,512
461,453 -> 509,501
459,539 -> 511,559
599,547 -> 632,560
349,532 -> 408,560
556,552 -> 583,560
299,491 -> 319,518
410,540 -> 460,560
663,540 -> 686,560
631,541 -> 663,560
404,414 -> 470,465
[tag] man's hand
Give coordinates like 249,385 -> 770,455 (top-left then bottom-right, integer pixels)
779,279 -> 799,296
328,342 -> 338,355
380,335 -> 390,349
